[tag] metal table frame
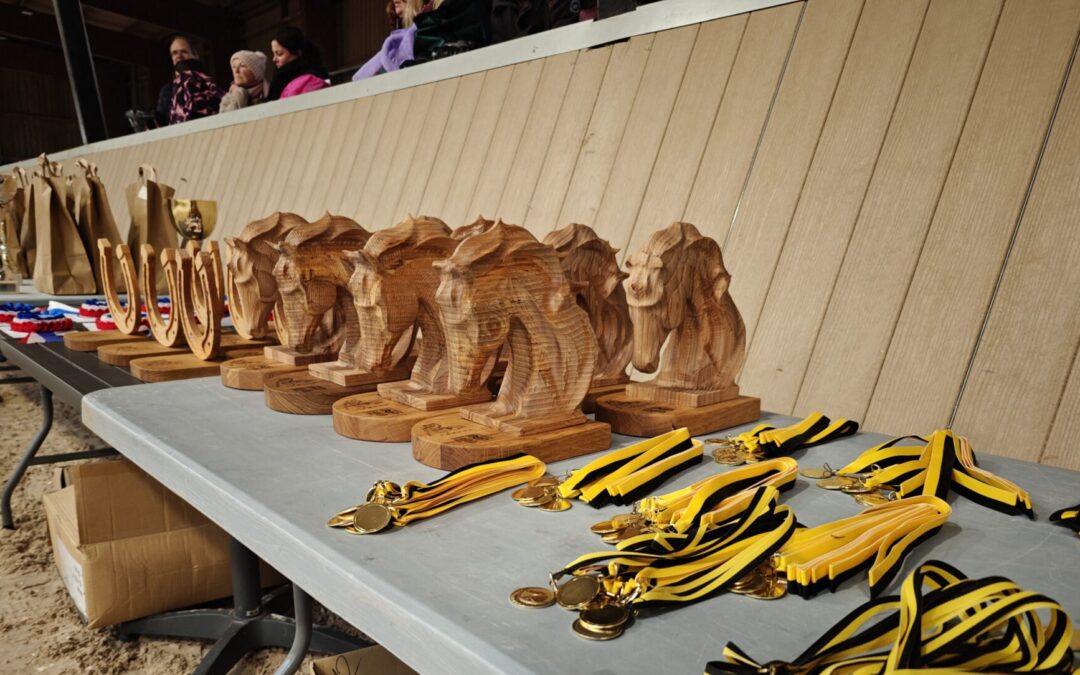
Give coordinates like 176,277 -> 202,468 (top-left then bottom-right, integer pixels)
0,336 -> 366,674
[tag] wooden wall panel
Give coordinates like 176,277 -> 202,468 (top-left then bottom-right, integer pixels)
952,43 -> 1080,465
591,24 -> 698,247
739,0 -> 928,412
552,35 -> 653,233
391,78 -> 460,223
277,106 -> 334,215
795,0 -> 1002,421
865,0 -> 1080,435
662,0 -> 803,274
521,45 -> 612,235
468,58 -> 546,221
232,116 -> 287,230
439,65 -> 515,227
1043,363 -> 1080,471
311,99 -> 370,218
495,50 -> 579,227
721,0 -> 864,341
211,119 -> 261,233
336,93 -> 394,217
289,103 -> 351,218
370,82 -> 437,228
418,72 -> 486,217
625,15 -> 748,254
353,88 -> 417,227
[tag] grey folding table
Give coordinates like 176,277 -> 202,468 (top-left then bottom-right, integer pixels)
82,377 -> 1080,674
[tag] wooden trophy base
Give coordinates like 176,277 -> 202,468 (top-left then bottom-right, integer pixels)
332,384 -> 493,442
129,347 -> 266,383
264,345 -> 335,366
307,356 -> 417,387
220,356 -> 305,390
581,381 -> 629,414
63,330 -> 146,352
594,392 -> 760,437
98,340 -> 185,366
263,371 -> 379,415
411,412 -> 611,470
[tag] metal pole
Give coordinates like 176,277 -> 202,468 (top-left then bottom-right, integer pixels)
228,537 -> 264,618
2,386 -> 53,529
52,0 -> 108,143
273,585 -> 313,675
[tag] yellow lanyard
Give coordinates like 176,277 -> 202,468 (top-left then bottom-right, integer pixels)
1050,502 -> 1080,535
709,560 -> 1076,674
710,412 -> 859,464
329,453 -> 546,533
836,429 -> 1034,517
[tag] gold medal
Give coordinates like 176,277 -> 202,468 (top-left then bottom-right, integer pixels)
351,502 -> 394,534
817,476 -> 858,491
530,475 -> 561,488
556,575 -> 601,609
616,524 -> 647,541
327,507 -> 358,528
539,497 -> 572,512
571,617 -> 623,641
610,513 -> 643,529
509,586 -> 556,608
712,450 -> 745,466
840,480 -> 871,494
579,603 -> 629,631
799,466 -> 835,480
745,575 -> 787,600
854,492 -> 890,507
590,520 -> 620,535
600,529 -> 625,544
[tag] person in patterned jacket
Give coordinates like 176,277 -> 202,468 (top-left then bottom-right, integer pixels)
169,59 -> 224,125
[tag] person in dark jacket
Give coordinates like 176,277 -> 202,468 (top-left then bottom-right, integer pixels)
169,59 -> 224,125
155,35 -> 198,127
267,27 -> 330,100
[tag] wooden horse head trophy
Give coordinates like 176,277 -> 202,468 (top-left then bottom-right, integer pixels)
595,221 -> 759,436
225,212 -> 306,342
270,213 -> 369,358
437,221 -> 596,431
412,221 -> 610,468
543,223 -> 632,388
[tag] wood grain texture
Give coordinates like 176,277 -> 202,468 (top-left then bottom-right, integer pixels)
467,58 -> 545,220
337,93 -> 394,218
594,393 -> 760,437
97,340 -> 185,366
370,82 -> 437,228
129,346 -> 264,383
795,0 -> 1003,421
439,66 -> 516,227
62,330 -> 145,352
739,0 -> 929,412
390,78 -> 459,222
722,0 -> 864,340
682,2 -> 803,247
417,72 -> 486,217
865,0 -> 1080,435
952,42 -> 1080,465
310,99 -> 370,218
624,15 -> 747,256
279,106 -> 339,214
553,35 -> 654,231
591,24 -> 700,247
495,50 -> 579,226
220,356 -> 304,390
263,370 -> 379,415
354,87 -> 416,226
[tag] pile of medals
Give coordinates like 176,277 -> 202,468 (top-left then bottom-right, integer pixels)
511,428 -> 703,512
707,411 -> 858,465
1050,502 -> 1080,536
329,454 -> 546,534
707,560 -> 1076,674
512,485 -> 797,640
802,429 -> 1034,517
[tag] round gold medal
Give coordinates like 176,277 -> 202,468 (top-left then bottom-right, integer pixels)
351,502 -> 393,534
556,575 -> 601,609
509,586 -> 556,608
799,467 -> 835,480
745,575 -> 787,600
590,520 -> 620,535
572,617 -> 623,641
579,603 -> 629,631
539,497 -> 571,512
817,476 -> 857,491
530,475 -> 561,488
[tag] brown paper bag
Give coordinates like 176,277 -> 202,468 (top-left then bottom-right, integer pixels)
69,159 -> 124,292
31,156 -> 97,295
17,166 -> 38,277
1,168 -> 29,277
125,165 -> 177,293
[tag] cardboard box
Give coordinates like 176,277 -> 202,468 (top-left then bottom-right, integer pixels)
43,458 -> 278,628
311,646 -> 417,675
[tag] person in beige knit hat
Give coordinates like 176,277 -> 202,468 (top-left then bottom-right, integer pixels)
219,50 -> 269,113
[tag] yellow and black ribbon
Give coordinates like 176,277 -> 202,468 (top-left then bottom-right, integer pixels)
707,560 -> 1075,674
1050,503 -> 1080,535
836,429 -> 1034,518
712,412 -> 858,462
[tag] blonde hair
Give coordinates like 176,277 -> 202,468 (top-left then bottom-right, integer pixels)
402,0 -> 443,27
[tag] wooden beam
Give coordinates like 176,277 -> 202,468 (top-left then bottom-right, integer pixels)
0,3 -> 157,67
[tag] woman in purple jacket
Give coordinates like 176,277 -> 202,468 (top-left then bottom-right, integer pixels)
353,0 -> 442,81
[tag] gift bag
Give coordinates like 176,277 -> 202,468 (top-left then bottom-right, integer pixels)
69,159 -> 124,291
125,165 -> 177,293
31,156 -> 97,295
1,168 -> 29,277
17,166 -> 38,277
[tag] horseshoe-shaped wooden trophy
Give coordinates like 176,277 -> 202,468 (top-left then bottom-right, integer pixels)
62,239 -> 148,353
261,213 -> 405,414
412,221 -> 611,470
219,212 -> 342,389
595,222 -> 760,436
331,217 -> 499,442
542,223 -> 633,412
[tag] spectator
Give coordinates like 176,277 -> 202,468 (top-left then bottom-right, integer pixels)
155,35 -> 198,126
353,0 -> 439,81
267,27 -> 330,100
169,59 -> 224,125
410,0 -> 489,65
220,50 -> 270,113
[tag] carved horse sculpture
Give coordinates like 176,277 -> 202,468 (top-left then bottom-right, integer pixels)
270,213 -> 370,359
225,212 -> 307,342
543,223 -> 632,387
434,221 -> 597,432
623,221 -> 746,396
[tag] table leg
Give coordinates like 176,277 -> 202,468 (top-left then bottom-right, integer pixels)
274,585 -> 312,675
2,385 -> 53,529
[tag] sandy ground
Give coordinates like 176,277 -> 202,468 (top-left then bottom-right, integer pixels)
0,375 -> 363,674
